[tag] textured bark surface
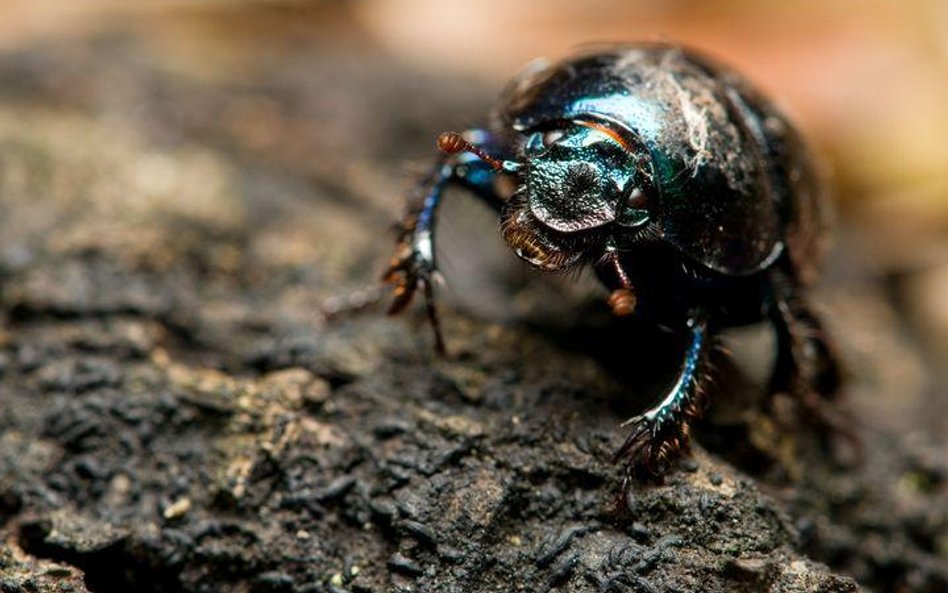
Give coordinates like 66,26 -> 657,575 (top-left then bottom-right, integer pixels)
0,33 -> 945,593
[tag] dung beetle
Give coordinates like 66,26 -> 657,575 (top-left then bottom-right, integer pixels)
381,43 -> 842,476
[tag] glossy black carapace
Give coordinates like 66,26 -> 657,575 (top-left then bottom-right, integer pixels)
382,44 -> 841,478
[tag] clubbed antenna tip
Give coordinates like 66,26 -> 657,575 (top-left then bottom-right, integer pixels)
437,131 -> 520,173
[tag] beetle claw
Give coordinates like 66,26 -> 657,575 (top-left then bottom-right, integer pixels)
614,414 -> 685,481
381,241 -> 446,354
382,258 -> 423,315
385,278 -> 417,315
613,416 -> 651,461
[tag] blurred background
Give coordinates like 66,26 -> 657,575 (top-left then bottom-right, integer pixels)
5,0 -> 948,207
0,1 -> 946,430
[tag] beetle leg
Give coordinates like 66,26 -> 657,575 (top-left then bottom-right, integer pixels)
768,270 -> 854,442
769,273 -> 842,401
600,245 -> 637,316
614,315 -> 713,477
607,289 -> 637,317
382,128 -> 508,354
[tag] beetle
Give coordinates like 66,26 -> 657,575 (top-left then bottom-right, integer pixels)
381,43 -> 842,476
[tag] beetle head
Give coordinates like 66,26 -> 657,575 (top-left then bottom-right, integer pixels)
522,121 -> 648,231
499,120 -> 653,270
437,123 -> 654,272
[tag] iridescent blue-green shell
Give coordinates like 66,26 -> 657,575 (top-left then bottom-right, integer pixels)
494,44 -> 828,278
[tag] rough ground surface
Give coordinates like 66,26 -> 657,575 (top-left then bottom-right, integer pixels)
0,32 -> 945,593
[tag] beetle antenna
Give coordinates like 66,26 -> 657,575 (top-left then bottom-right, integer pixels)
437,132 -> 521,173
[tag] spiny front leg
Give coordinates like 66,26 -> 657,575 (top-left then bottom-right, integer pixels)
382,129 -> 514,354
382,162 -> 450,352
614,315 -> 714,477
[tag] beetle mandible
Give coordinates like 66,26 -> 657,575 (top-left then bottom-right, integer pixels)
381,43 -> 842,476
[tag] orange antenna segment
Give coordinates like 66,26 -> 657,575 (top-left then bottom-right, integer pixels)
437,131 -> 507,172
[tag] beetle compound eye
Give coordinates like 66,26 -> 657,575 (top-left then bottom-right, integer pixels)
615,187 -> 652,229
543,129 -> 565,147
626,188 -> 648,209
525,129 -> 566,155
